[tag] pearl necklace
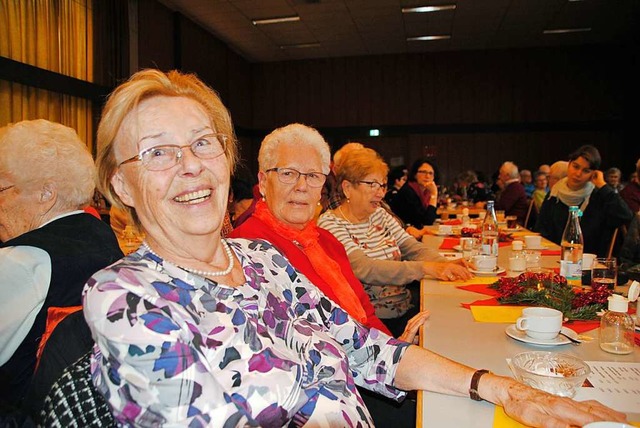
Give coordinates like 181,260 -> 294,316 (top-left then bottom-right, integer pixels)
142,240 -> 235,277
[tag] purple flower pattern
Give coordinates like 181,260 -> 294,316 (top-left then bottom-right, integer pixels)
84,238 -> 408,427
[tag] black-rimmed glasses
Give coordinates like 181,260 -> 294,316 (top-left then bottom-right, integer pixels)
266,167 -> 328,188
118,133 -> 228,171
358,180 -> 387,191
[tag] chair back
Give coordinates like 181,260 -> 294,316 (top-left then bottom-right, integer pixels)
607,224 -> 628,259
40,352 -> 115,427
524,198 -> 536,229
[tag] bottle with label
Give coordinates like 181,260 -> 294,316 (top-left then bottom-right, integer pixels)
560,205 -> 583,286
599,294 -> 634,355
481,200 -> 499,256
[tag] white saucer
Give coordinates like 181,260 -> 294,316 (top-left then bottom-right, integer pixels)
503,226 -> 522,232
505,325 -> 578,346
470,267 -> 506,276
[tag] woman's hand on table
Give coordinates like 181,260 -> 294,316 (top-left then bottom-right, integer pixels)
485,376 -> 627,428
397,310 -> 430,344
423,261 -> 474,282
406,225 -> 425,239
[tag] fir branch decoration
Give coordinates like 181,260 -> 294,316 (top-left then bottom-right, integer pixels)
489,271 -> 610,320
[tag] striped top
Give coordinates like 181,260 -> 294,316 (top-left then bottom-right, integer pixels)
318,207 -> 417,319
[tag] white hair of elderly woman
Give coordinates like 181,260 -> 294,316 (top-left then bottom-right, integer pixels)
258,123 -> 331,174
0,119 -> 96,210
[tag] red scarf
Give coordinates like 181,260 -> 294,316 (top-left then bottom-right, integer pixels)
409,181 -> 431,207
253,200 -> 367,323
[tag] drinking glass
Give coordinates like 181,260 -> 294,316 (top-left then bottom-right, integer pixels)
592,258 -> 617,290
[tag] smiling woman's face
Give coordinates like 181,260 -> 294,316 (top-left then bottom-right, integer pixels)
259,143 -> 324,230
112,95 -> 230,247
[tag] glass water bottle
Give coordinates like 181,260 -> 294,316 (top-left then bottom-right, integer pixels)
481,200 -> 499,257
560,206 -> 583,287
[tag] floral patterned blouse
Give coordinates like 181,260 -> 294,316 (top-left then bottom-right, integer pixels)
83,238 -> 409,427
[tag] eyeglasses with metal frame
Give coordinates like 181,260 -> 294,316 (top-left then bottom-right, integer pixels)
118,133 -> 228,171
265,167 -> 328,188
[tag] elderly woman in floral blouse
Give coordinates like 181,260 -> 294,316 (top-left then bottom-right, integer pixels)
83,69 -> 624,427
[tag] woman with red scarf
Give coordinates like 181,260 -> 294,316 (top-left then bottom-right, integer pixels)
230,124 -> 429,342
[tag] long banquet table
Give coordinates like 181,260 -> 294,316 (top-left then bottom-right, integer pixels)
417,230 -> 640,427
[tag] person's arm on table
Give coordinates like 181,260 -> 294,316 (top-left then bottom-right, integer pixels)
394,346 -> 627,428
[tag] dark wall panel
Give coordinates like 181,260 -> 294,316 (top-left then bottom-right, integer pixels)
251,45 -> 628,129
137,0 -> 175,71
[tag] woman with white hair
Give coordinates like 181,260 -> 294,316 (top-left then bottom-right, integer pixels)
0,120 -> 122,407
495,161 -> 529,225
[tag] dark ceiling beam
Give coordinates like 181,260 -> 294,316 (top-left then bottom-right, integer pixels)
0,56 -> 112,103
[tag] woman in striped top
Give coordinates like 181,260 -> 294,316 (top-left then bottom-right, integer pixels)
318,146 -> 473,337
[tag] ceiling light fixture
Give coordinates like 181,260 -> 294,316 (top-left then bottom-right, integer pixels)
252,15 -> 300,25
279,42 -> 320,49
402,5 -> 456,13
407,35 -> 451,41
543,27 -> 591,34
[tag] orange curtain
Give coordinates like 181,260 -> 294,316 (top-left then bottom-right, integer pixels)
0,0 -> 94,151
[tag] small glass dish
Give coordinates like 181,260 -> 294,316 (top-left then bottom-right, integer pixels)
510,351 -> 590,397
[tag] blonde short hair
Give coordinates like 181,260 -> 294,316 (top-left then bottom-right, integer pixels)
334,145 -> 388,199
0,119 -> 95,211
95,69 -> 237,227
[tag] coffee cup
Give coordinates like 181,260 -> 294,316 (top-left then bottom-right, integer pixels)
472,255 -> 497,272
524,235 -> 542,249
506,215 -> 518,229
516,307 -> 563,340
582,253 -> 597,270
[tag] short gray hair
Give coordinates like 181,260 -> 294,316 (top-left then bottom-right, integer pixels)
0,119 -> 95,210
259,123 -> 331,174
501,161 -> 520,180
549,161 -> 568,180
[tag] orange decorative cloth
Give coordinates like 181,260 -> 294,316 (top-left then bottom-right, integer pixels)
251,200 -> 368,323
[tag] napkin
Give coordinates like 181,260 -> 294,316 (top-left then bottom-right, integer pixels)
442,219 -> 462,225
439,237 -> 460,250
470,305 -> 523,323
493,406 -> 640,427
493,407 -> 529,428
540,249 -> 561,256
